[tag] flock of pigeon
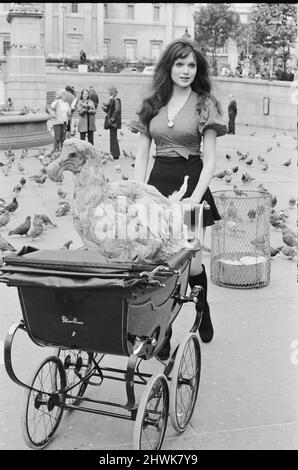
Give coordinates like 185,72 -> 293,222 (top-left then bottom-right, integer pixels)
0,136 -> 137,260
211,130 -> 297,264
0,127 -> 297,270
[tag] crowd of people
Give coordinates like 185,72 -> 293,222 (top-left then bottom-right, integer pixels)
220,63 -> 296,81
48,84 -> 121,158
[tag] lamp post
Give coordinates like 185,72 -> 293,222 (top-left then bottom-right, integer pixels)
61,3 -> 66,66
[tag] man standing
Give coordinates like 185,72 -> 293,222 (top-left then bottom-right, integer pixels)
227,94 -> 237,135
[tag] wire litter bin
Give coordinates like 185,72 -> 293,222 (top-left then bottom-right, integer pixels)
211,190 -> 271,289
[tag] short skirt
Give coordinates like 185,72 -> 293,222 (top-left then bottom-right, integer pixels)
147,154 -> 221,227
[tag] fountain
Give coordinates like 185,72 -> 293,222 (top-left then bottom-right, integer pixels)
0,3 -> 53,150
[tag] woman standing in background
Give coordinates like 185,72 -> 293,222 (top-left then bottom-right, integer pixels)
77,88 -> 96,145
102,86 -> 122,159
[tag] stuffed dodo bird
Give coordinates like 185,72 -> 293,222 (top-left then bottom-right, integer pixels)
47,139 -> 197,264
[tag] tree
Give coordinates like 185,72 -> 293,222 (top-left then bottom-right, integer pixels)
193,3 -> 241,76
248,3 -> 297,72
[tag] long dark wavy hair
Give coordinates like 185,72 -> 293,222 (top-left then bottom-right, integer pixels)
137,38 -> 222,128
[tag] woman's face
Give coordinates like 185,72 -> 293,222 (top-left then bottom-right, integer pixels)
171,52 -> 197,88
82,90 -> 89,100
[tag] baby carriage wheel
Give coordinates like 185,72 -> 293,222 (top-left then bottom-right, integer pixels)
55,349 -> 94,405
133,373 -> 169,450
169,333 -> 201,432
21,356 -> 66,449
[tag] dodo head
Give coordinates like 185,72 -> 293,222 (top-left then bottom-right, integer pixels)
47,138 -> 96,182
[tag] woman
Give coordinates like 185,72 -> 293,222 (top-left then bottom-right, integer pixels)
132,38 -> 227,359
102,86 -> 121,159
77,88 -> 96,145
50,89 -> 71,151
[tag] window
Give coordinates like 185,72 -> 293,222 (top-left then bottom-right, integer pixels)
103,39 -> 110,58
71,3 -> 78,14
104,3 -> 108,19
150,41 -> 162,61
3,35 -> 10,55
153,5 -> 160,22
217,42 -> 228,55
69,37 -> 80,57
124,40 -> 136,61
127,4 -> 134,20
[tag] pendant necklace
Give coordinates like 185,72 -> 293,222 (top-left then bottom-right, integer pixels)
167,89 -> 191,128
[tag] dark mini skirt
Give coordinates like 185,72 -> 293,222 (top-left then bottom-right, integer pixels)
147,154 -> 221,227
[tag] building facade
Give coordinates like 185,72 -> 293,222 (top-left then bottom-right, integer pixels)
0,3 -> 252,63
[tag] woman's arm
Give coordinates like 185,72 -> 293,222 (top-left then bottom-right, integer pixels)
133,132 -> 152,182
187,128 -> 217,204
87,100 -> 96,115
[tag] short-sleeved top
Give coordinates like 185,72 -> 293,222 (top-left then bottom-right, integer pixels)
132,91 -> 227,159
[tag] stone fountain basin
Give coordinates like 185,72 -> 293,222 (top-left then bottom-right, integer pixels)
0,112 -> 53,150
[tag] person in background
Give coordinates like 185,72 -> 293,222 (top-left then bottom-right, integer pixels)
77,88 -> 96,145
89,86 -> 99,110
1,97 -> 14,112
64,85 -> 78,138
50,89 -> 71,151
102,86 -> 122,159
131,37 -> 227,359
227,94 -> 237,135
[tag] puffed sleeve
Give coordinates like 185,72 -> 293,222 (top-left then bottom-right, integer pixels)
197,98 -> 227,137
127,118 -> 151,137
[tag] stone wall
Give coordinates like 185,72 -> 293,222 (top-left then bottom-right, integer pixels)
45,71 -> 297,131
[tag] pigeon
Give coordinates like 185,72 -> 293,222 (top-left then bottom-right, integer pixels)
233,185 -> 247,197
281,225 -> 298,247
270,247 -> 280,257
270,212 -> 283,229
115,164 -> 122,172
257,184 -> 270,194
60,240 -> 73,250
272,133 -> 276,138
249,131 -> 256,136
279,245 -> 297,260
245,158 -> 253,166
238,154 -> 248,161
17,159 -> 26,173
261,162 -> 269,171
266,147 -> 272,152
19,177 -> 26,186
247,209 -> 256,221
57,187 -> 68,199
256,205 -> 266,216
279,209 -> 289,221
231,166 -> 238,173
8,216 -> 31,236
122,173 -> 129,180
276,142 -> 280,147
271,195 -> 277,208
257,155 -> 265,163
241,173 -> 255,184
282,158 -> 292,167
13,183 -> 22,196
224,174 -> 232,184
0,211 -> 10,229
28,224 -> 43,240
4,197 -> 18,213
213,170 -> 227,179
36,214 -> 57,228
20,148 -> 28,159
288,198 -> 296,209
225,203 -> 242,222
0,235 -> 16,252
225,153 -> 231,160
30,174 -> 47,185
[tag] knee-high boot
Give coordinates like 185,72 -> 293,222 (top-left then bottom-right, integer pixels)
189,265 -> 214,343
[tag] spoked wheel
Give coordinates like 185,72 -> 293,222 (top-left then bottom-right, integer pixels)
169,333 -> 201,432
55,349 -> 94,405
21,356 -> 66,449
133,373 -> 169,450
